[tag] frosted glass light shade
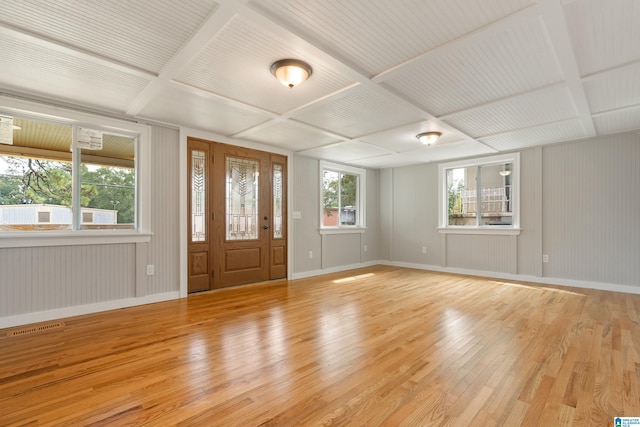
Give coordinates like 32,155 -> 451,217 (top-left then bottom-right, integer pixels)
416,131 -> 442,145
271,59 -> 312,88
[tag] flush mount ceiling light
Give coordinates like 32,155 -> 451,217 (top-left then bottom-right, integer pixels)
416,131 -> 442,146
270,59 -> 312,88
499,170 -> 511,176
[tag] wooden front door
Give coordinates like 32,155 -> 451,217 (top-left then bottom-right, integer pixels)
187,138 -> 287,292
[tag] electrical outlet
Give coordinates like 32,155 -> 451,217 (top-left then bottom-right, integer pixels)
542,254 -> 549,263
308,251 -> 313,259
364,245 -> 368,252
146,264 -> 155,275
422,246 -> 427,254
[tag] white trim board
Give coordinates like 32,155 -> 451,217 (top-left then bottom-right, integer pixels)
4,261 -> 637,329
383,261 -> 640,295
290,260 -> 383,280
0,292 -> 180,329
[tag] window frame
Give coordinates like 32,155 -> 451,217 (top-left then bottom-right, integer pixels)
0,96 -> 151,248
438,153 -> 520,235
319,161 -> 366,234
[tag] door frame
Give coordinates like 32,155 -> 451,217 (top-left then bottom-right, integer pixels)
179,131 -> 291,297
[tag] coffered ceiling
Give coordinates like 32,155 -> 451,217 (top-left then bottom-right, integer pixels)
0,0 -> 638,168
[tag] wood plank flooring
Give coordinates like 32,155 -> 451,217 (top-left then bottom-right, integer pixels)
1,265 -> 639,426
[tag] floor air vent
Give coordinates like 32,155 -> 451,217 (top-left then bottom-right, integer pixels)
7,321 -> 65,337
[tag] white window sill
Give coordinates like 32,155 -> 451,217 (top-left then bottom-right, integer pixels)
438,227 -> 521,236
319,227 -> 366,235
0,231 -> 153,248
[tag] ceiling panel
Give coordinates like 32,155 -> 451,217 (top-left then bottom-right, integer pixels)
443,85 -> 577,138
593,105 -> 640,135
371,141 -> 496,167
358,122 -> 462,153
0,0 -> 219,74
137,85 -> 271,136
583,62 -> 640,114
564,0 -> 640,76
0,33 -> 151,112
381,17 -> 564,116
240,120 -> 340,151
407,141 -> 497,163
347,153 -> 422,169
249,0 -> 535,76
175,14 -> 356,115
292,86 -> 425,138
480,119 -> 587,151
298,140 -> 395,163
1,1 -> 639,169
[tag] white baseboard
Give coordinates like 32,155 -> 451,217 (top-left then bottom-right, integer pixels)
5,262 -> 637,330
0,291 -> 181,329
383,261 -> 640,295
291,260 -> 384,280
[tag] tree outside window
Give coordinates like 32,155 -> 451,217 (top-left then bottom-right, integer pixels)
0,115 -> 137,231
320,161 -> 364,229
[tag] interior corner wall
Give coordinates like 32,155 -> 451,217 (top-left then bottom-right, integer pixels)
0,124 -> 181,326
384,133 -> 640,291
542,133 -> 640,286
291,156 -> 380,277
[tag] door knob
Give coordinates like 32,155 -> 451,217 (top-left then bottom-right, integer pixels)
263,225 -> 269,230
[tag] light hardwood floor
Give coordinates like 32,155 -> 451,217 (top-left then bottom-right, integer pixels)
1,266 -> 639,426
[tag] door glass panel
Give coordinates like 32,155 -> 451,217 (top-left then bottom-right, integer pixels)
273,163 -> 283,239
191,149 -> 206,242
226,156 -> 259,240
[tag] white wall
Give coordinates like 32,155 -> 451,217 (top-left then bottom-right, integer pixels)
542,133 -> 640,286
0,125 -> 181,327
291,156 -> 322,274
3,126 -> 638,328
291,156 -> 380,278
381,133 -> 640,293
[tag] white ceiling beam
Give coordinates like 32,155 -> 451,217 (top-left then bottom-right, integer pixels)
232,117 -> 349,142
371,4 -> 541,83
476,117 -> 580,141
537,0 -> 596,137
438,82 -> 567,121
170,81 -> 279,119
591,102 -> 640,118
581,57 -> 640,83
126,3 -> 245,115
0,22 -> 156,80
241,1 -> 482,147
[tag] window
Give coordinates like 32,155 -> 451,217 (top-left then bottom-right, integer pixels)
0,96 -> 150,247
320,161 -> 365,231
438,153 -> 520,234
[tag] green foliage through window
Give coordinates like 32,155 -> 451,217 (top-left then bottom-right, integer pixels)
321,162 -> 362,228
1,156 -> 135,224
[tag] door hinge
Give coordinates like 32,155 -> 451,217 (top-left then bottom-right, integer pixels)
211,270 -> 214,277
